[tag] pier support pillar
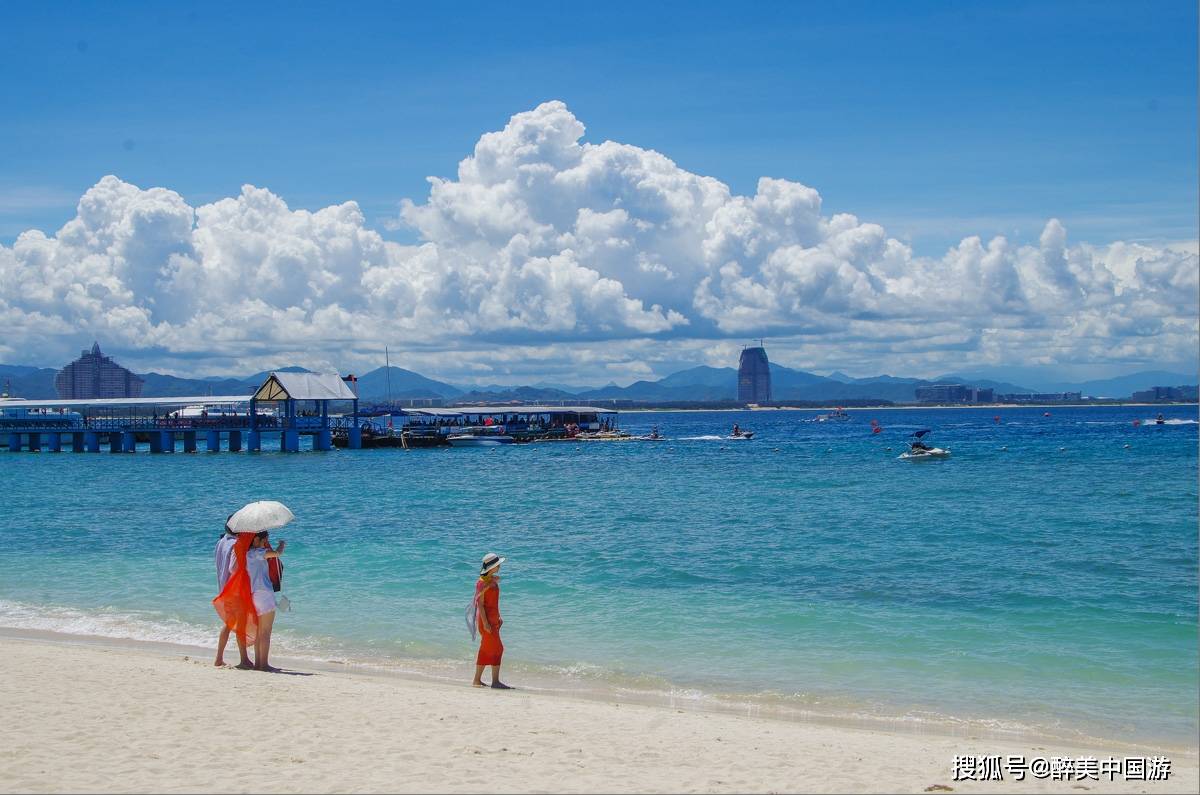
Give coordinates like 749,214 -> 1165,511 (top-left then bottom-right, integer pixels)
228,430 -> 242,452
247,430 -> 261,452
160,431 -> 174,452
72,432 -> 85,453
28,434 -> 41,452
121,431 -> 136,453
183,431 -> 197,453
85,432 -> 100,453
316,429 -> 332,451
109,434 -> 122,454
348,427 -> 362,450
206,430 -> 221,453
282,429 -> 300,453
149,433 -> 162,453
47,433 -> 61,453
7,433 -> 20,452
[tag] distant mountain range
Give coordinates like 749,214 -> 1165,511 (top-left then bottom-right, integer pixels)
1,361 -> 1194,404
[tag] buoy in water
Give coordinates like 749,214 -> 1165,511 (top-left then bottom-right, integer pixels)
1000,446 -> 1008,451
1059,447 -> 1067,452
1044,412 -> 1051,417
1123,444 -> 1131,449
884,446 -> 892,452
826,448 -> 832,453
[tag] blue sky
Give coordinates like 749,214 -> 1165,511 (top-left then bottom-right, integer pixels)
2,1 -> 1195,251
0,1 -> 1196,383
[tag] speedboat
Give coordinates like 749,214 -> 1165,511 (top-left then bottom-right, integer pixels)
815,407 -> 851,422
898,446 -> 950,460
447,434 -> 514,447
898,429 -> 949,460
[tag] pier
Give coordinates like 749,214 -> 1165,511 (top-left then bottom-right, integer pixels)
0,371 -> 361,453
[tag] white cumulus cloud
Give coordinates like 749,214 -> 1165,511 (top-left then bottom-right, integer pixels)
0,100 -> 1195,382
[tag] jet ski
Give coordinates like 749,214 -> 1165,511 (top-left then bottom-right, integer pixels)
727,430 -> 755,440
898,429 -> 949,460
637,426 -> 668,441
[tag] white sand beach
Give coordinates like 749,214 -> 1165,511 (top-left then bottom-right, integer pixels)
1,632 -> 1194,794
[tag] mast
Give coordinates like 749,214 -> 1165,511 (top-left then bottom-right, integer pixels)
384,346 -> 393,407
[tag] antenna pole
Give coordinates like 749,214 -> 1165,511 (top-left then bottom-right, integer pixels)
385,346 -> 393,407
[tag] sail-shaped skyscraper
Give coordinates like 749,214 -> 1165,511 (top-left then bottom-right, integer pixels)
737,343 -> 771,404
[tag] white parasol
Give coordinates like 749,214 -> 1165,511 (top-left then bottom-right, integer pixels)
226,500 -> 295,534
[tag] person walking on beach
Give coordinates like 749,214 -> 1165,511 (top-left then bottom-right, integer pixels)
471,552 -> 510,689
214,517 -> 251,669
246,531 -> 286,672
213,528 -> 286,672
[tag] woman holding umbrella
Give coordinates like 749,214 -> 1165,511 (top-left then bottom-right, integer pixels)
212,501 -> 293,672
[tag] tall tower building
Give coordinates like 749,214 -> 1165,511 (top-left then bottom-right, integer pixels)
55,342 -> 144,399
737,343 -> 771,404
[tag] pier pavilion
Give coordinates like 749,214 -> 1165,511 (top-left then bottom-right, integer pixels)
0,371 -> 360,453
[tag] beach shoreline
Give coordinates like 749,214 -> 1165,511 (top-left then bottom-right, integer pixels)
3,623 -> 1192,757
1,630 -> 1195,793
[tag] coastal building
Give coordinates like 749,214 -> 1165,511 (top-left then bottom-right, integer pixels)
737,344 -> 772,404
915,384 -> 969,403
997,392 -> 1083,403
915,384 -> 995,404
1131,385 -> 1200,402
54,343 -> 144,400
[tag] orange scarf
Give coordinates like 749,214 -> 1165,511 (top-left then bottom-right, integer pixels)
212,533 -> 259,645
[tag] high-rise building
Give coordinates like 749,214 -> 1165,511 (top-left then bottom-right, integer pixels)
55,342 -> 144,399
737,344 -> 772,404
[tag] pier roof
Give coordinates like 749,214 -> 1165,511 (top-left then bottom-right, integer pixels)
253,372 -> 357,402
454,405 -> 618,414
0,395 -> 251,409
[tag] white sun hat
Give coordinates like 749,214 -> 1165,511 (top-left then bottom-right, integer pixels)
480,552 -> 506,575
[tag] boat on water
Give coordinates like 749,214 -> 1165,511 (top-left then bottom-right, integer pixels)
814,407 -> 851,422
447,434 -> 514,447
1156,413 -> 1166,425
575,430 -> 635,441
898,429 -> 950,460
728,423 -> 755,440
636,426 -> 668,442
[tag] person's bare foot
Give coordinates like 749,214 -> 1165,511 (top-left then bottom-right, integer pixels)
214,657 -> 227,667
471,681 -> 486,688
235,662 -> 255,670
490,681 -> 512,689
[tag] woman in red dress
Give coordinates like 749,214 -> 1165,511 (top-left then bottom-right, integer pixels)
472,552 -> 510,689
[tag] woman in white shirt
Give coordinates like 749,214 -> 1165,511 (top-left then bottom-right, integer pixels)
247,530 -> 286,672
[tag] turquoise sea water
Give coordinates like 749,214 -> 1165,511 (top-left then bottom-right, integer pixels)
0,405 -> 1196,747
